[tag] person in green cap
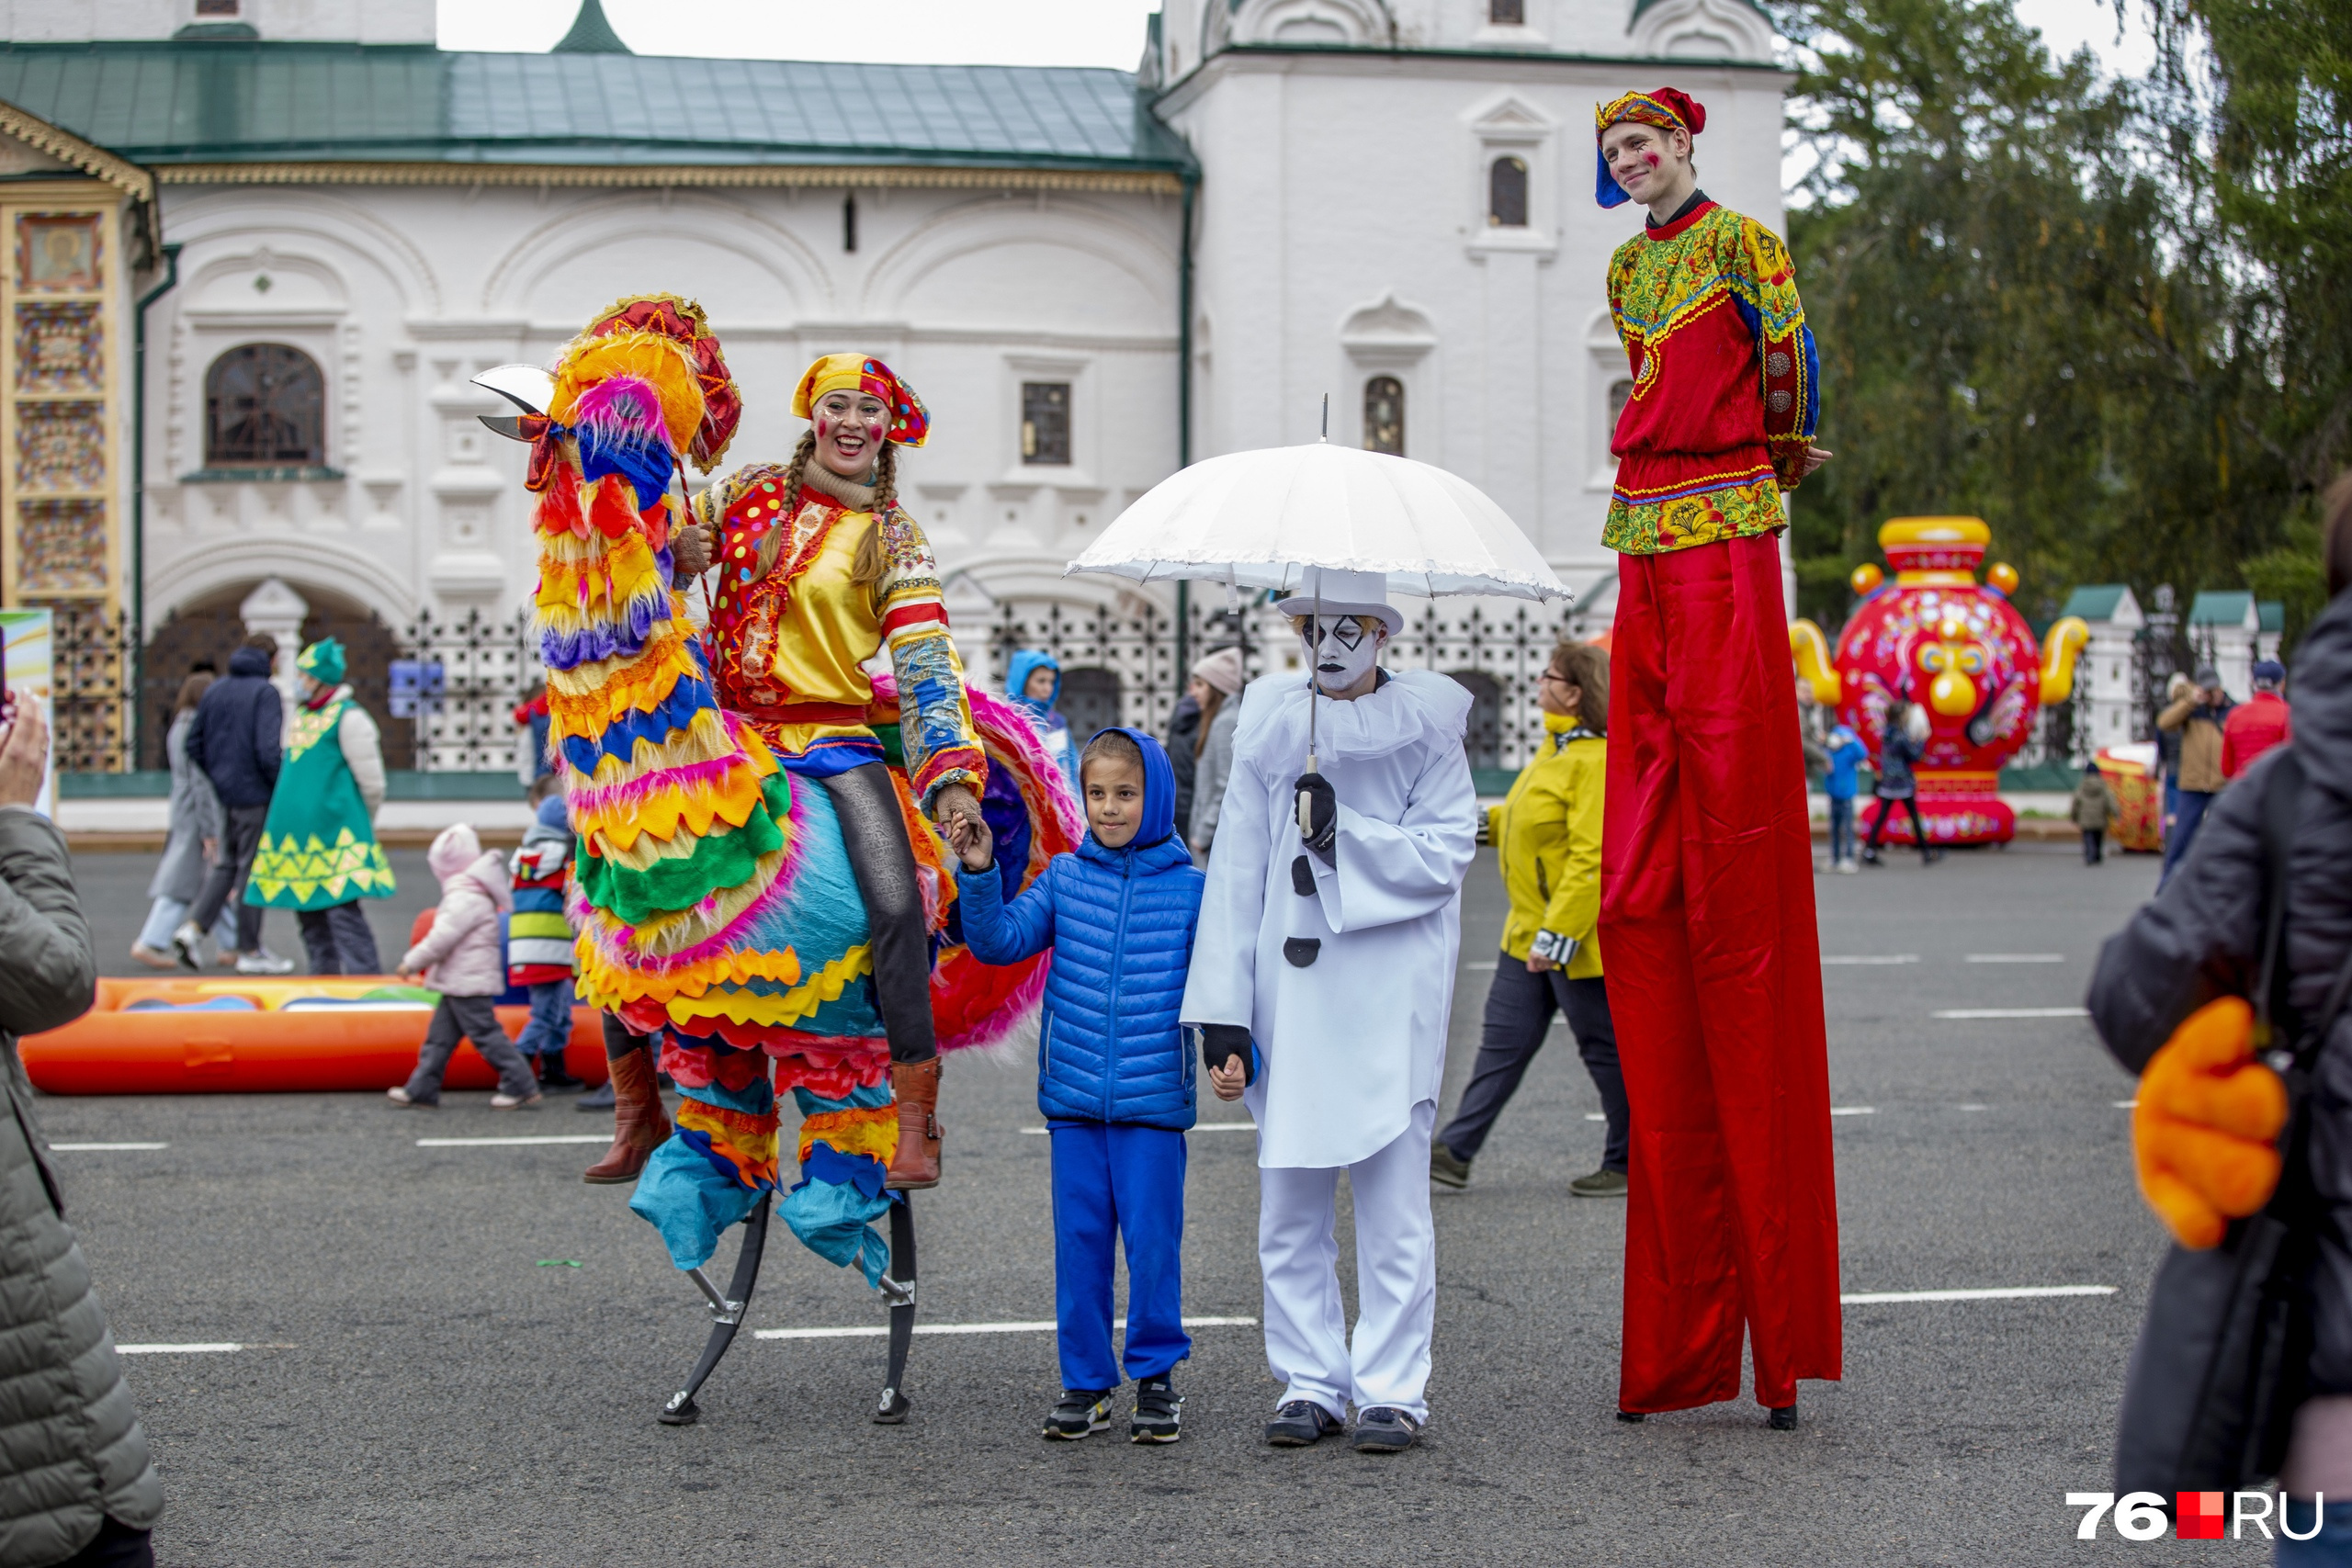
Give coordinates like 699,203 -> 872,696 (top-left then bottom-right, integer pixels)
245,637 -> 394,974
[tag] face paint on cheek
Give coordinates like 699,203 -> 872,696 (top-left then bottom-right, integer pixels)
1645,152 -> 1660,170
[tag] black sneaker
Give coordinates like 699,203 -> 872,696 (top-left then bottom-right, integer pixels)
1351,1406 -> 1421,1452
1042,1389 -> 1114,1440
1130,1375 -> 1182,1444
1429,1142 -> 1472,1189
1568,1167 -> 1628,1198
537,1055 -> 585,1092
1264,1399 -> 1343,1447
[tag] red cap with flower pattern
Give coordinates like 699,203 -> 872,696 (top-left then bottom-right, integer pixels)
791,354 -> 930,447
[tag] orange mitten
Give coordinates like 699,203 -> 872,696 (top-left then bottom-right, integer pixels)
2132,997 -> 2289,1249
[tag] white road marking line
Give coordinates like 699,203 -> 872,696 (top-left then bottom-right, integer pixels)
1841,1285 -> 2116,1304
1021,1124 -> 1255,1135
1829,1106 -> 1876,1116
1966,953 -> 2066,964
50,1142 -> 168,1151
1932,1007 -> 2090,1020
755,1315 -> 1258,1342
1822,953 -> 1919,964
2114,1100 -> 2139,1110
1465,961 -> 1498,970
415,1135 -> 613,1147
116,1342 -> 243,1354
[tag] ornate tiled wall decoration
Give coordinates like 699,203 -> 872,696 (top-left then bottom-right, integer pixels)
15,302 -> 102,393
15,213 -> 100,292
17,498 -> 108,593
16,402 -> 103,491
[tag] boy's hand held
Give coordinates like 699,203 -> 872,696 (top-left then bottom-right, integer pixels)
2132,997 -> 2288,1249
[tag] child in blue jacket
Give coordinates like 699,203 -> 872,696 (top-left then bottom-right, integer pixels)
1822,722 -> 1868,874
946,725 -> 1206,1445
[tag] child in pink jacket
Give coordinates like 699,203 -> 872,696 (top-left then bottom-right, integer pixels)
388,823 -> 542,1110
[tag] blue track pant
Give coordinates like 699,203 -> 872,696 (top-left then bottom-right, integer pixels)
1049,1122 -> 1190,1391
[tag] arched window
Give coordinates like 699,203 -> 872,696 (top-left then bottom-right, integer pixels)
205,344 -> 325,467
1488,156 -> 1529,228
1363,377 -> 1404,456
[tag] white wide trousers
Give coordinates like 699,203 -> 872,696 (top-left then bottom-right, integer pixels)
1257,1100 -> 1438,1421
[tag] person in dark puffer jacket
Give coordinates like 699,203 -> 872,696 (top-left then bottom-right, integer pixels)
2087,481 -> 2352,1555
177,636 -> 286,972
0,702 -> 165,1568
948,725 -> 1208,1446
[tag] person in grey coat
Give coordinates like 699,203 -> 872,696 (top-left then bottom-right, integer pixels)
1187,671 -> 1244,861
130,673 -> 233,969
0,701 -> 165,1568
2086,500 -> 2352,1553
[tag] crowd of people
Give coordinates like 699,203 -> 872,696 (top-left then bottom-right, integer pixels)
5,72 -> 2346,1567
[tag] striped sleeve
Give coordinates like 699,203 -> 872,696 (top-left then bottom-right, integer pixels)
874,511 -> 987,805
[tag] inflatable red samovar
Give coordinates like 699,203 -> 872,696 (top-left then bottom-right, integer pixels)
1790,517 -> 2086,847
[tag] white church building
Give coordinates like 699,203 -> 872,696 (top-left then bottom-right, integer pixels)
0,0 -> 1790,784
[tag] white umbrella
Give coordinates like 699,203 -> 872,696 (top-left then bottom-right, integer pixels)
1065,440 -> 1569,807
1064,442 -> 1571,603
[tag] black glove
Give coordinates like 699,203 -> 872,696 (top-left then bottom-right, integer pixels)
1295,771 -> 1336,862
1200,1024 -> 1256,1085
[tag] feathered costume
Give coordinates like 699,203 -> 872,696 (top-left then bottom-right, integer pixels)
526,298 -> 1077,1285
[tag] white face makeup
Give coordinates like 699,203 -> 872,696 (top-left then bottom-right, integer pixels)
1300,615 -> 1383,695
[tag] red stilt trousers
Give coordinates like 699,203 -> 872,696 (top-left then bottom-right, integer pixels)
1600,533 -> 1843,1413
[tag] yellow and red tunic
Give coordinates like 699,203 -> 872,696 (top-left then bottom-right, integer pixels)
1602,198 -> 1818,555
695,463 -> 984,806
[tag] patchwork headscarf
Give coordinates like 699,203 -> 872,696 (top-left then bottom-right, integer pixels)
792,354 -> 930,447
298,637 -> 345,686
1593,87 -> 1706,209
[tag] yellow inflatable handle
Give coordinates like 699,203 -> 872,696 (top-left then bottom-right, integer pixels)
1790,619 -> 1841,706
2041,615 -> 2089,705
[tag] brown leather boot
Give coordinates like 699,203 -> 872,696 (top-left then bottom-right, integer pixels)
582,1045 -> 671,1184
884,1056 -> 943,1190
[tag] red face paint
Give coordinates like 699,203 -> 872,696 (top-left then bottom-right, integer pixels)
1645,152 -> 1660,170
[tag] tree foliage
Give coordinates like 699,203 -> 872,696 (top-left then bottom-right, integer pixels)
1777,0 -> 2351,645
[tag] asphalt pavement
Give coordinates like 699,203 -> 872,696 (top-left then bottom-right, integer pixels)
38,840 -> 2254,1565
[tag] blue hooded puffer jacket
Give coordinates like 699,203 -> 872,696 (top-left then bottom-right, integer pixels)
954,726 -> 1204,1129
1005,649 -> 1079,793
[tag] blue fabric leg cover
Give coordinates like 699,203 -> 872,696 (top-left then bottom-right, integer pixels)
778,1081 -> 896,1287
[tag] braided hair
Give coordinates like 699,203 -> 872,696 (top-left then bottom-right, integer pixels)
745,431 -> 900,591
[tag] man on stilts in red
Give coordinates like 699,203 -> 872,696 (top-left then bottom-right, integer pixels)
1591,87 -> 1843,1429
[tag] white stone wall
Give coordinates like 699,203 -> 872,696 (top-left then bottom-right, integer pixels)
0,0 -> 433,40
140,181 -> 1183,637
1159,28 -> 1789,625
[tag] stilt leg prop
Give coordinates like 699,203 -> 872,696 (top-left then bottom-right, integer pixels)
658,1190 -> 773,1427
874,1194 -> 917,1424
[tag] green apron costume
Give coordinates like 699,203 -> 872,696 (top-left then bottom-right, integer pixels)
245,640 -> 394,909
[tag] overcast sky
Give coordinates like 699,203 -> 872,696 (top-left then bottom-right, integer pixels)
436,1 -> 1166,66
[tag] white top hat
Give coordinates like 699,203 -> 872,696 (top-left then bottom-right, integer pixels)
1272,566 -> 1403,637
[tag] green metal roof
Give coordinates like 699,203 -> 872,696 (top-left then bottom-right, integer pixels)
2188,589 -> 2256,626
2258,600 -> 2284,634
0,41 -> 1193,173
2058,583 -> 2130,621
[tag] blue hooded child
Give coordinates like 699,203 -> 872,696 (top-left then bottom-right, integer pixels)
1005,648 -> 1080,795
950,725 -> 1207,1401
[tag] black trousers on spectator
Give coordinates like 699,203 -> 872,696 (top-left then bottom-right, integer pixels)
1864,794 -> 1930,862
2082,829 -> 2106,864
57,1517 -> 152,1568
298,900 -> 382,975
1441,957 -> 1627,1171
187,802 -> 268,952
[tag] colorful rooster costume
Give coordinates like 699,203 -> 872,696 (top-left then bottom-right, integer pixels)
521,299 -> 1075,1294
1590,90 -> 1843,1419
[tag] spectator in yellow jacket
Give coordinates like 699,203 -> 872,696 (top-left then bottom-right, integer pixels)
1430,639 -> 1626,1196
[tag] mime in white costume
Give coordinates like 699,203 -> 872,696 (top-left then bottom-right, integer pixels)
1182,567 -> 1480,1453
